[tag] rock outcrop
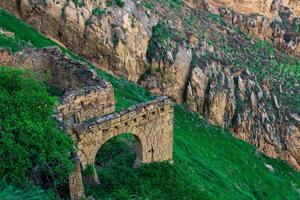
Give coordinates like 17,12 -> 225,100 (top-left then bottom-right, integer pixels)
0,0 -> 299,171
185,0 -> 300,57
187,0 -> 300,20
187,60 -> 236,127
0,0 -> 156,82
186,56 -> 300,170
140,46 -> 192,103
218,6 -> 300,57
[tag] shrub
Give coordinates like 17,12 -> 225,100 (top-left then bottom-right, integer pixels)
0,67 -> 74,190
92,8 -> 107,16
146,21 -> 180,63
106,0 -> 125,7
0,182 -> 57,200
72,0 -> 84,7
115,0 -> 125,7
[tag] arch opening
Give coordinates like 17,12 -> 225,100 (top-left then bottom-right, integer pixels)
82,133 -> 144,186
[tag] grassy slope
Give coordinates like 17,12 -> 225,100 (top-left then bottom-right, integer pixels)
0,9 -> 299,200
0,184 -> 57,200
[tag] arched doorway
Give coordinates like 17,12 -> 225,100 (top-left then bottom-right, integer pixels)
81,133 -> 143,186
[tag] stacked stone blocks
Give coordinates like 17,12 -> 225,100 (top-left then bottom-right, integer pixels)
0,47 -> 174,200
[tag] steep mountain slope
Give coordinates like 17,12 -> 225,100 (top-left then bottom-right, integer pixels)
1,0 -> 299,171
187,0 -> 300,19
0,8 -> 300,200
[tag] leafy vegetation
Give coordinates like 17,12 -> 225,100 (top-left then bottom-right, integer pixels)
106,0 -> 125,8
72,0 -> 85,8
215,31 -> 300,112
147,21 -> 182,63
88,135 -> 203,200
0,34 -> 31,52
0,7 -> 299,200
0,67 -> 74,190
115,0 -> 125,7
157,0 -> 183,9
84,103 -> 300,200
92,8 -> 108,16
0,182 -> 57,200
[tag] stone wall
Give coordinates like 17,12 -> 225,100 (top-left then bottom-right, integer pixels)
0,47 -> 174,200
56,86 -> 115,124
67,96 -> 173,197
71,96 -> 173,169
0,47 -> 115,123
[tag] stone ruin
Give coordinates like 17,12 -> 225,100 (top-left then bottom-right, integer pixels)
0,47 -> 174,200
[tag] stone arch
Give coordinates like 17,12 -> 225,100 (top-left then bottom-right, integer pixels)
75,127 -> 151,171
69,97 -> 174,199
96,131 -> 146,167
0,47 -> 174,200
81,131 -> 146,185
73,97 -> 173,172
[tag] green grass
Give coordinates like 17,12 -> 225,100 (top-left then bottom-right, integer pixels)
0,8 -> 300,200
0,182 -> 57,200
207,20 -> 300,113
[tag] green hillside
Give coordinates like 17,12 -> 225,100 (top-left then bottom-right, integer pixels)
0,9 -> 299,200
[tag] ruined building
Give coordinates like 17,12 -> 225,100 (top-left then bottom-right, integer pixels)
0,47 -> 174,200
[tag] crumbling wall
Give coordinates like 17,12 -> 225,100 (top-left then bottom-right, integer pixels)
0,47 -> 116,123
0,46 -> 174,200
56,86 -> 115,124
71,96 -> 173,169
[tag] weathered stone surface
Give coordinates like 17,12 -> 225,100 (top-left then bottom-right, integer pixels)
66,96 -> 173,200
186,57 -> 300,170
0,47 -> 115,123
0,0 -> 298,172
0,48 -> 13,66
186,67 -> 208,112
0,0 -> 155,82
218,5 -> 300,57
69,160 -> 85,200
0,47 -> 174,199
187,60 -> 236,128
72,96 -> 173,169
140,46 -> 192,103
186,0 -> 300,19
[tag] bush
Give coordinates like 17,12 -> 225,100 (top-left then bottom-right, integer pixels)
92,8 -> 107,16
0,182 -> 57,200
0,67 -> 74,190
115,0 -> 125,7
72,0 -> 84,7
146,21 -> 180,63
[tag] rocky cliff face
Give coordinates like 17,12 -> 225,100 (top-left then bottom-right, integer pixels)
186,57 -> 300,170
1,0 -> 156,82
187,0 -> 300,57
187,0 -> 300,19
218,6 -> 300,57
0,0 -> 299,170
